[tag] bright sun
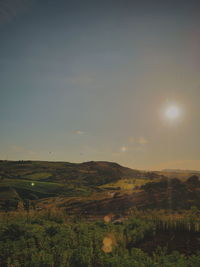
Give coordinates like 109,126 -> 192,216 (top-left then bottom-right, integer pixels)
165,105 -> 181,120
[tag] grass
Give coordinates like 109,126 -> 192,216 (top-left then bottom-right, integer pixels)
24,172 -> 52,180
0,178 -> 62,192
100,178 -> 153,190
0,179 -> 92,200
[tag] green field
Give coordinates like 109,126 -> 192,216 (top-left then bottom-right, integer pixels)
0,178 -> 92,203
100,178 -> 153,190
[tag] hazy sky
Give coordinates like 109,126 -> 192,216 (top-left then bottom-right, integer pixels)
0,0 -> 200,170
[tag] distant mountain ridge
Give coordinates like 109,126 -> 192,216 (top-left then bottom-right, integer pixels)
162,169 -> 200,173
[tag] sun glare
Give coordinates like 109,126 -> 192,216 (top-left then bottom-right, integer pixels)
165,105 -> 181,120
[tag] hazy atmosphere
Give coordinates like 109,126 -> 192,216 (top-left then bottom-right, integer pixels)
1,2 -> 200,266
1,0 -> 200,170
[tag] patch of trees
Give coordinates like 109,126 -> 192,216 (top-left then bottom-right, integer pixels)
141,176 -> 200,210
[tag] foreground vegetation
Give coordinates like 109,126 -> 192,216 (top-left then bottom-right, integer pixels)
0,161 -> 200,266
0,208 -> 200,267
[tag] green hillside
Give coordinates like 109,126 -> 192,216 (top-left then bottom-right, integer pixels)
1,160 -> 199,214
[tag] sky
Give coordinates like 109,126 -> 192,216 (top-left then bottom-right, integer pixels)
0,0 -> 200,170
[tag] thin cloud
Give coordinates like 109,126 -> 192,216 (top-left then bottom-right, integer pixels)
74,130 -> 85,135
120,146 -> 127,152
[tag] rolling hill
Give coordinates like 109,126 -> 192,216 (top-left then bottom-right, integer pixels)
0,160 -> 199,215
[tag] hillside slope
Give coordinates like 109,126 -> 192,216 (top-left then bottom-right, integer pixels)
0,160 -> 149,206
1,160 -> 199,214
0,160 -> 144,185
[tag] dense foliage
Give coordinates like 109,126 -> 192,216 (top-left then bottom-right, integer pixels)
141,177 -> 200,209
0,209 -> 200,267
